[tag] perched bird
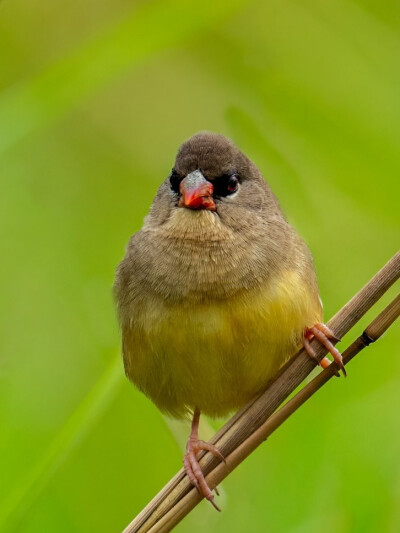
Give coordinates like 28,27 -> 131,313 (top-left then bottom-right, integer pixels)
114,132 -> 343,509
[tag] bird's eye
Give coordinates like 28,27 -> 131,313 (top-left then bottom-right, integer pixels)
227,175 -> 239,193
213,173 -> 240,198
169,170 -> 181,194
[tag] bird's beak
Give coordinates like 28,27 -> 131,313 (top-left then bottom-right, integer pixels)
178,170 -> 217,211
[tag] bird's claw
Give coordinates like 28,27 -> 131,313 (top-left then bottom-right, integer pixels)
183,438 -> 224,511
303,323 -> 345,377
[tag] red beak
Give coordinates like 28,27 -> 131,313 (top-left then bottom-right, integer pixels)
178,170 -> 217,211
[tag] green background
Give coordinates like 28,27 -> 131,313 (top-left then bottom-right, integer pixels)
1,0 -> 399,532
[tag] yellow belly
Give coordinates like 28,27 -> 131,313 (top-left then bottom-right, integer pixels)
123,270 -> 321,418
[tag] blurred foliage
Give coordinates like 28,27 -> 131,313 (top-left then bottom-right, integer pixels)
0,0 -> 399,532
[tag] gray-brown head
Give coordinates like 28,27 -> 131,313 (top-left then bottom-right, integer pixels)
145,132 -> 284,232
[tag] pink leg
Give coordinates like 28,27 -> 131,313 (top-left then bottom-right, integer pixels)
303,323 -> 346,377
183,408 -> 225,511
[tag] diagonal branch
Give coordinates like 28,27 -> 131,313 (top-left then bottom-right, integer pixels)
124,251 -> 400,533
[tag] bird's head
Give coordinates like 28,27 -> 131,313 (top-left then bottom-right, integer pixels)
171,132 -> 248,214
145,132 -> 283,235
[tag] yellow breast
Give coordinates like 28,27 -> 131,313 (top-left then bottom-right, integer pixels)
122,269 -> 322,418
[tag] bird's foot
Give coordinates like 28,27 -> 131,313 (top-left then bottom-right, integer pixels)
303,323 -> 346,377
183,437 -> 224,511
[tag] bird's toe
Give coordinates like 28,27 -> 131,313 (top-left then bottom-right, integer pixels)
304,323 -> 345,376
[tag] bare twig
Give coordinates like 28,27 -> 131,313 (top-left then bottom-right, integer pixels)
124,251 -> 400,533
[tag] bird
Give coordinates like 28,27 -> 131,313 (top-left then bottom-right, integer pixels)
114,132 -> 344,510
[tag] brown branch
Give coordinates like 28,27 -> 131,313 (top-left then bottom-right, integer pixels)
124,251 -> 400,533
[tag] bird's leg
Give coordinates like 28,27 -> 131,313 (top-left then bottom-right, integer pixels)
183,408 -> 225,511
303,323 -> 345,377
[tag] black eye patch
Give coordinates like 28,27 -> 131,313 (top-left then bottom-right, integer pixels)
212,174 -> 240,198
169,169 -> 182,194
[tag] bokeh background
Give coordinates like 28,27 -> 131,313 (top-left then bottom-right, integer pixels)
1,0 -> 399,532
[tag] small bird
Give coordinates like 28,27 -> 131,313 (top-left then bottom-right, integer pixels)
114,132 -> 343,509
